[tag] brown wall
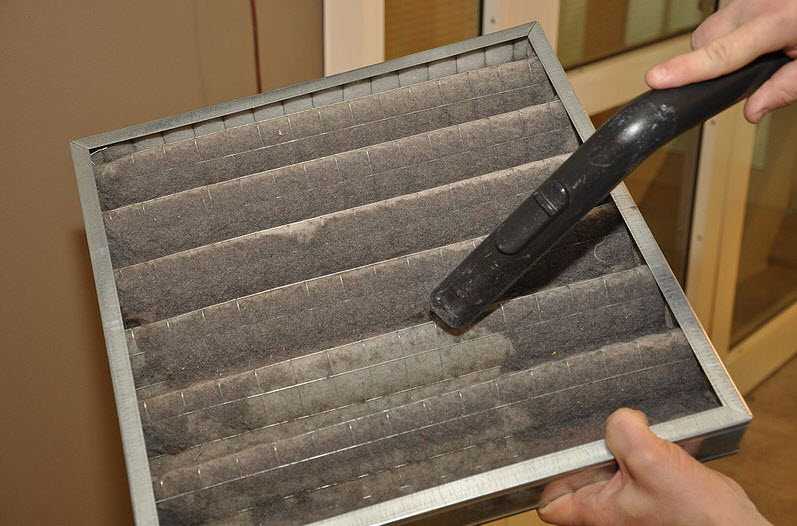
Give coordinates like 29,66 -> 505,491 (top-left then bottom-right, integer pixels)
0,1 -> 321,523
256,0 -> 324,90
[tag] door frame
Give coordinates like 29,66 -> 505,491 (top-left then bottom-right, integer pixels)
323,0 -> 385,76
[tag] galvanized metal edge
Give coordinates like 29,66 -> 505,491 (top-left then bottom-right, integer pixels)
75,24 -> 535,150
527,22 -> 751,421
71,141 -> 159,525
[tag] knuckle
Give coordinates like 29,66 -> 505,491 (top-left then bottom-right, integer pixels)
724,476 -> 745,495
690,20 -> 714,51
774,80 -> 797,104
769,90 -> 794,110
704,39 -> 734,65
627,446 -> 661,471
761,75 -> 797,111
690,30 -> 703,50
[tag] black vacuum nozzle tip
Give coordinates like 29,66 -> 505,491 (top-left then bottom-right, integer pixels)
429,287 -> 467,329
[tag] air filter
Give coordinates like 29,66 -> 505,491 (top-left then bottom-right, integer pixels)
72,23 -> 750,526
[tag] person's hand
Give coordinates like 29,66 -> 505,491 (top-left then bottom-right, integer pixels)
646,0 -> 797,123
537,408 -> 770,526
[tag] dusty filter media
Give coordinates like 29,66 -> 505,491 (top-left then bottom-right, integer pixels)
73,24 -> 751,526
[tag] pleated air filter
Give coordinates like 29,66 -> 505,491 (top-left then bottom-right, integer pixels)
73,24 -> 750,526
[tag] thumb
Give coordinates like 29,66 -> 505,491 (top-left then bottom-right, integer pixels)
539,409 -> 665,526
604,408 -> 674,483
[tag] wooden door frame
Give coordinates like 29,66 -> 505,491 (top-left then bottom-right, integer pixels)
323,0 -> 385,76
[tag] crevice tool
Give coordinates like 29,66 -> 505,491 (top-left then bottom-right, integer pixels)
431,52 -> 789,329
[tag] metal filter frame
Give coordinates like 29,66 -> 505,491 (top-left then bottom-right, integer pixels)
71,23 -> 750,526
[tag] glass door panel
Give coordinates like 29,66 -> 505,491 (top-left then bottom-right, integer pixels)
731,104 -> 797,345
